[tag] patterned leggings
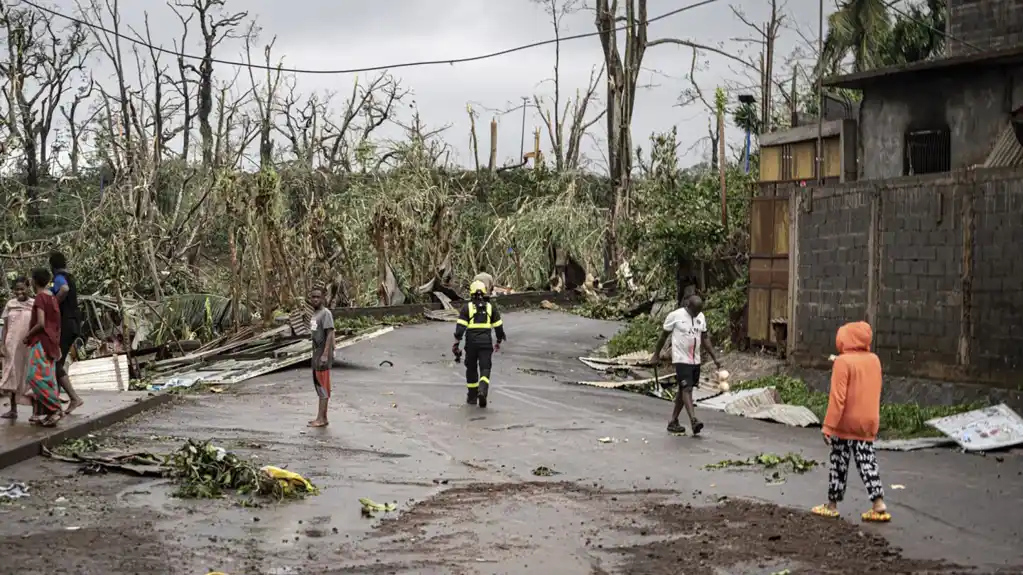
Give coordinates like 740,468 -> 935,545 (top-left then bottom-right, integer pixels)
827,438 -> 885,503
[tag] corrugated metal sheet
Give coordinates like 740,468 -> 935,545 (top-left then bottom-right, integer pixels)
875,437 -> 956,451
983,124 -> 1023,167
744,404 -> 820,427
152,326 -> 393,387
723,388 -> 782,416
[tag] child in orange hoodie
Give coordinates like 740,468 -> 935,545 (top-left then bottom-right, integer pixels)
811,321 -> 891,522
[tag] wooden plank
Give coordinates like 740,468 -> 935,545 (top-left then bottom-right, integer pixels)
793,141 -> 816,180
750,200 -> 776,256
760,146 -> 781,182
824,136 -> 842,178
749,259 -> 773,287
773,198 -> 789,256
770,258 -> 788,288
748,288 -> 771,341
769,287 -> 788,342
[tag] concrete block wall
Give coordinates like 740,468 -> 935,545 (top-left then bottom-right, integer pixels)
792,169 -> 1023,387
971,177 -> 1023,372
875,183 -> 962,367
947,0 -> 1023,57
794,184 -> 872,355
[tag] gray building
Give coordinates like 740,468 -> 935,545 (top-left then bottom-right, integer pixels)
824,0 -> 1023,180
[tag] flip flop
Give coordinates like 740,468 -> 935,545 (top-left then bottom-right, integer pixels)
41,412 -> 63,428
861,509 -> 891,522
811,504 -> 840,518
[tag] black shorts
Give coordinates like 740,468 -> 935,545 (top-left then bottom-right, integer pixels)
674,363 -> 701,390
55,332 -> 76,378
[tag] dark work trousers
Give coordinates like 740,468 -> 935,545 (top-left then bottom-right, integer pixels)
464,345 -> 493,389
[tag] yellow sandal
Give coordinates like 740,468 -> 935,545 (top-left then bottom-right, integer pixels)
861,509 -> 891,522
811,504 -> 839,518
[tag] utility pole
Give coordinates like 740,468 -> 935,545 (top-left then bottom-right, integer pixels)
519,97 -> 528,160
816,0 -> 824,182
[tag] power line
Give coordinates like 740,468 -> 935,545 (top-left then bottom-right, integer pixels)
17,0 -> 720,75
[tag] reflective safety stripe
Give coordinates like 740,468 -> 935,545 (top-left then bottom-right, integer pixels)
491,319 -> 503,327
467,303 -> 493,329
456,319 -> 469,326
466,382 -> 479,388
479,376 -> 490,383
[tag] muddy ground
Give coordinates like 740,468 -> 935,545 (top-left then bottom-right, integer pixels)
0,310 -> 1020,574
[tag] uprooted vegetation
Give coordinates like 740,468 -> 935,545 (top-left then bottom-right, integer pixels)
0,0 -> 756,361
46,438 -> 317,503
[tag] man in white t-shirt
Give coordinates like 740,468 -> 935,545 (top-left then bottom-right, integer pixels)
650,295 -> 720,436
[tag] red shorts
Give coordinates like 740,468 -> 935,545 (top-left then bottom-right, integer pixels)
313,370 -> 331,399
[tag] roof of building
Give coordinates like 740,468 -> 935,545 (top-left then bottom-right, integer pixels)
759,119 -> 846,147
823,45 -> 1023,90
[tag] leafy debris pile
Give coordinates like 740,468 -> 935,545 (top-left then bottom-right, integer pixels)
531,465 -> 560,477
51,437 -> 100,457
165,440 -> 317,501
704,452 -> 818,484
45,438 -> 317,503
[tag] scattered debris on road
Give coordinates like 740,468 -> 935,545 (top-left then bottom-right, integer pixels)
43,438 -> 317,503
166,440 -> 317,501
0,482 -> 30,501
704,452 -> 819,475
360,498 -> 397,518
926,403 -> 1023,452
144,325 -> 394,391
531,465 -> 559,476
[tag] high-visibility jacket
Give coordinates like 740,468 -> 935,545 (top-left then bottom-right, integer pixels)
454,299 -> 506,348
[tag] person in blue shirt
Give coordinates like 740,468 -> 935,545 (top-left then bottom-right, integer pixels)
49,252 -> 84,414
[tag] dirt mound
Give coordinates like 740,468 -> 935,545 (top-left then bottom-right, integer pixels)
367,481 -> 961,574
616,498 -> 955,575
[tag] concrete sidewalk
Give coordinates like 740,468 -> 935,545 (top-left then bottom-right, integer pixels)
0,390 -> 172,469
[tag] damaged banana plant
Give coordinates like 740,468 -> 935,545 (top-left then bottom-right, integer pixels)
45,438 -> 318,503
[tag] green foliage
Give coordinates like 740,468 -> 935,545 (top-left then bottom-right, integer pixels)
334,314 -> 424,334
605,279 -> 746,358
607,314 -> 662,358
164,439 -> 317,501
628,128 -> 753,298
732,375 -> 984,439
818,0 -> 945,78
702,278 -> 748,345
881,0 -> 946,65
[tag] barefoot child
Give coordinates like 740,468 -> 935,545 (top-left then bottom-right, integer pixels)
812,321 -> 891,522
0,277 -> 35,419
23,268 -> 63,427
308,288 -> 334,428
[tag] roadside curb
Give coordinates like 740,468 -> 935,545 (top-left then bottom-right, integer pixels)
0,392 -> 175,471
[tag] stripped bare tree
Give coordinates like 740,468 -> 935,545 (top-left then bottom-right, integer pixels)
531,0 -> 606,171
172,0 -> 246,169
0,4 -> 92,214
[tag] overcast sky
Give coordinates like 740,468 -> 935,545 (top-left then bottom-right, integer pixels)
38,0 -> 831,171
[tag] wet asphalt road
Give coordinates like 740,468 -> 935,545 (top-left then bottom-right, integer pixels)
0,310 -> 1021,574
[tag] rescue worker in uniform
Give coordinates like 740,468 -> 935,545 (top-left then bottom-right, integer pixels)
452,280 -> 506,408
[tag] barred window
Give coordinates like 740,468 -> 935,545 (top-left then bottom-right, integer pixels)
903,128 -> 951,175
